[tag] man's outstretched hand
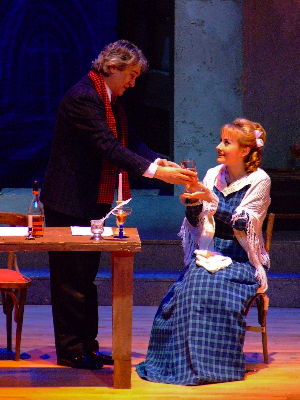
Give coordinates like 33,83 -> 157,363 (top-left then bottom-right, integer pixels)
156,158 -> 181,168
154,165 -> 197,185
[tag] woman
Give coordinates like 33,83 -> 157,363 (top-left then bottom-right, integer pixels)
136,118 -> 271,385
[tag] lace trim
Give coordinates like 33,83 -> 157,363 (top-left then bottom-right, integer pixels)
178,218 -> 201,266
232,211 -> 270,289
255,266 -> 268,291
202,191 -> 219,215
215,166 -> 251,197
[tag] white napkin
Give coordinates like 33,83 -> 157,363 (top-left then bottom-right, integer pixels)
0,227 -> 28,236
70,226 -> 114,236
194,249 -> 232,273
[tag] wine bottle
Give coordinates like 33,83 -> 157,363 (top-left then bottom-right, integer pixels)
28,181 -> 44,237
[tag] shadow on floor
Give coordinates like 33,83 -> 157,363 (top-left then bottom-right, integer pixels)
0,366 -> 113,387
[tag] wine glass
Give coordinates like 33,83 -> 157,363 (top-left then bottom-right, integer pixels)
181,159 -> 197,172
90,219 -> 104,240
112,206 -> 132,238
181,159 -> 197,194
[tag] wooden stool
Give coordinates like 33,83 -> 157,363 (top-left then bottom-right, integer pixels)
0,212 -> 32,360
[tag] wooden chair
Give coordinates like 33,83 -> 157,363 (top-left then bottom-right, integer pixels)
0,212 -> 32,360
244,212 -> 275,364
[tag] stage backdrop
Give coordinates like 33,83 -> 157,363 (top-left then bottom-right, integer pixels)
0,0 -> 117,187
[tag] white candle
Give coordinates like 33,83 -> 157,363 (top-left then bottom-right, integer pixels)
118,173 -> 123,201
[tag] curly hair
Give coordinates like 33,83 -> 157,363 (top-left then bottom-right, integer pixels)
91,40 -> 148,76
221,118 -> 267,172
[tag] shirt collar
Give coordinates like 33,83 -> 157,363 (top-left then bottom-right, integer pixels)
104,82 -> 112,102
216,164 -> 250,196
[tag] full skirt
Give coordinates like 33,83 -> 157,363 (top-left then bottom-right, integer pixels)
136,260 -> 259,385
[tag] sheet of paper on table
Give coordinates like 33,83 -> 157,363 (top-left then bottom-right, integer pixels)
0,227 -> 28,236
0,227 -> 115,237
70,226 -> 114,236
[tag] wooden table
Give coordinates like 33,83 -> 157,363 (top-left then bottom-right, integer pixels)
0,227 -> 141,389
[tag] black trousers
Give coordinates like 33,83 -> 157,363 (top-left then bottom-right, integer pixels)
44,204 -> 111,360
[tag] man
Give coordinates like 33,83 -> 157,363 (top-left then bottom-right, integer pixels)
41,40 -> 196,370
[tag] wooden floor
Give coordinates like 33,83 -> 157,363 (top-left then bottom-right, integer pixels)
0,306 -> 299,400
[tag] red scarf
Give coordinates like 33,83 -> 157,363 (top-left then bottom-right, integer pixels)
88,70 -> 131,204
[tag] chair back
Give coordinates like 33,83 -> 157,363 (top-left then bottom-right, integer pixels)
264,213 -> 275,253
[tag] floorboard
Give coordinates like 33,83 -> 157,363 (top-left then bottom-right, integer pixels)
0,306 -> 299,400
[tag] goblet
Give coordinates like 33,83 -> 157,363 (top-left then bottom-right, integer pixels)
181,159 -> 197,195
90,219 -> 104,240
112,206 -> 132,238
181,159 -> 197,172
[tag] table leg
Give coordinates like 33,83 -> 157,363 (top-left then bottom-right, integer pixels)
112,251 -> 134,389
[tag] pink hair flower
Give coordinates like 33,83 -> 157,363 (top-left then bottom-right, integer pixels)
254,130 -> 264,147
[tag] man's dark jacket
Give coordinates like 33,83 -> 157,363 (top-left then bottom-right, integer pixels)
41,75 -> 155,219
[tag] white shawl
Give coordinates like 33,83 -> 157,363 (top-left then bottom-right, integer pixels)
179,164 -> 271,290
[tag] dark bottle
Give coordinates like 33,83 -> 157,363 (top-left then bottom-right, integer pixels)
28,181 -> 44,237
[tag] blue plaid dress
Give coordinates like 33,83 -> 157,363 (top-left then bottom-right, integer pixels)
136,185 -> 260,385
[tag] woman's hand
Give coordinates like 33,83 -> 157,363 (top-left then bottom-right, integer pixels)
181,181 -> 214,203
184,179 -> 202,193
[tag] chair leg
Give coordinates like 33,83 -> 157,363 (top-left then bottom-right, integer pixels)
15,288 -> 28,361
262,328 -> 269,364
2,292 -> 13,352
256,293 -> 269,364
6,301 -> 13,353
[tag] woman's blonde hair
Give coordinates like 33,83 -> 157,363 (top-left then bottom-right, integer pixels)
221,118 -> 267,172
91,40 -> 148,76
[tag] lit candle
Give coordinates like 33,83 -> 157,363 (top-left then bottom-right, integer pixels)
118,172 -> 123,201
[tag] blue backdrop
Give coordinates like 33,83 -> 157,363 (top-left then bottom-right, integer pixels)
0,0 -> 117,187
